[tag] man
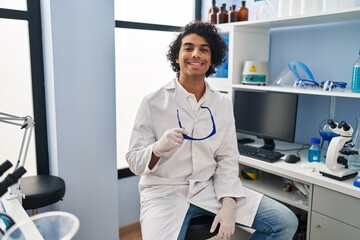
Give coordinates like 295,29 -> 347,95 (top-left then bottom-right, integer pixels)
126,21 -> 298,240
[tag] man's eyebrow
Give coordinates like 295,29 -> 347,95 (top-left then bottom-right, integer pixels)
182,42 -> 210,48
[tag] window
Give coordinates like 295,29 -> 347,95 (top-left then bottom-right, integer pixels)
0,1 -> 49,175
115,0 -> 196,171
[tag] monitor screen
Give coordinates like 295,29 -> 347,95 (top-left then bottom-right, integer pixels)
233,89 -> 298,149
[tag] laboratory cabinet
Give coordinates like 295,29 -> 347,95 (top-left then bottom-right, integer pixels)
212,8 -> 360,239
310,186 -> 360,240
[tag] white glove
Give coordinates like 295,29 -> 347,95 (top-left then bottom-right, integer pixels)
153,128 -> 187,157
210,197 -> 237,239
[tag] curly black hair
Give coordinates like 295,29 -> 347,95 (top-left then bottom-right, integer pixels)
166,21 -> 228,78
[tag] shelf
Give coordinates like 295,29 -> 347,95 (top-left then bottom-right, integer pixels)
219,7 -> 360,30
232,84 -> 360,98
240,170 -> 310,211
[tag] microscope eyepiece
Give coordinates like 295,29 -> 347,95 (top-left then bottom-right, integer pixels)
338,121 -> 351,131
327,119 -> 337,129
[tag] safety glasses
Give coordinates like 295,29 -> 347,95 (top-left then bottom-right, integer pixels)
176,106 -> 216,141
320,81 -> 347,92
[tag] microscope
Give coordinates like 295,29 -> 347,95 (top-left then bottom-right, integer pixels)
319,119 -> 358,181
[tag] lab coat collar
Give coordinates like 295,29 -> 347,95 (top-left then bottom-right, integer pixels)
166,79 -> 214,118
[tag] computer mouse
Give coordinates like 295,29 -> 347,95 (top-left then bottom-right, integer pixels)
285,154 -> 300,164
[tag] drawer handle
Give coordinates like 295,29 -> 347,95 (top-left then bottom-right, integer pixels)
316,224 -> 321,229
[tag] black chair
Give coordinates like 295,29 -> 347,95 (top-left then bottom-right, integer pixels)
20,175 -> 66,214
185,215 -> 219,240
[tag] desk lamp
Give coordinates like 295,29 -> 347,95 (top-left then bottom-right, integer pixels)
0,112 -> 33,200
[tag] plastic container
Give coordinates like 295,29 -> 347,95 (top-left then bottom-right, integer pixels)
308,137 -> 321,162
351,49 -> 360,93
3,211 -> 80,240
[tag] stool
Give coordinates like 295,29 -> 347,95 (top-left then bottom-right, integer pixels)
185,215 -> 218,240
20,175 -> 66,214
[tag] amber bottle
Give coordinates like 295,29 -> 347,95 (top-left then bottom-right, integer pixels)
217,5 -> 228,24
209,7 -> 218,24
208,0 -> 219,14
229,5 -> 237,23
237,1 -> 249,21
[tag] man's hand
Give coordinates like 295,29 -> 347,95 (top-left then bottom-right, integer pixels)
210,197 -> 236,239
153,128 -> 187,157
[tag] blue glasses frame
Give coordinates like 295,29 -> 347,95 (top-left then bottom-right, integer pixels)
176,106 -> 216,141
320,81 -> 347,91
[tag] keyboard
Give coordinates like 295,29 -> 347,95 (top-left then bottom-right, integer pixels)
238,144 -> 285,163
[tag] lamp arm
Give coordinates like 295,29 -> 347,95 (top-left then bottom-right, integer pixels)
0,113 -> 35,170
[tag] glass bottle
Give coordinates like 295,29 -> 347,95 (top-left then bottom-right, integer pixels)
351,49 -> 360,93
208,0 -> 219,23
208,0 -> 219,14
229,5 -> 237,23
319,96 -> 339,148
348,117 -> 360,170
209,7 -> 218,24
217,5 -> 228,24
237,1 -> 249,21
308,137 -> 321,162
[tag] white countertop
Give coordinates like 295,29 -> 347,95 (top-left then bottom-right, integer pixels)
238,141 -> 360,199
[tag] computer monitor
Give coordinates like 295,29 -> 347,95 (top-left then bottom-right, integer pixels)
233,88 -> 298,150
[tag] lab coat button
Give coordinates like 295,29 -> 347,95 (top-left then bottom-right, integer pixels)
192,153 -> 197,158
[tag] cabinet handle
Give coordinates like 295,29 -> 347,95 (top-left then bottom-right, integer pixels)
316,224 -> 321,229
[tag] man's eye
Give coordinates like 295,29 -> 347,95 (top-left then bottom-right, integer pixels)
201,48 -> 209,52
184,47 -> 192,51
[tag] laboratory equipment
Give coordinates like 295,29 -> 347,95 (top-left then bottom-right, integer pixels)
0,112 -> 34,199
319,119 -> 358,180
237,1 -> 248,21
351,49 -> 360,93
233,89 -> 298,150
272,61 -> 318,89
308,137 -> 321,162
241,61 -> 269,85
319,96 -> 339,148
3,211 -> 80,240
348,117 -> 360,170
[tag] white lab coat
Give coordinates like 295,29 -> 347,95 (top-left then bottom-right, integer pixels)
126,79 -> 262,240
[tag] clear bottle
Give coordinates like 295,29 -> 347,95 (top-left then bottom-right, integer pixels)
237,1 -> 249,21
348,117 -> 360,170
308,137 -> 321,162
351,49 -> 360,93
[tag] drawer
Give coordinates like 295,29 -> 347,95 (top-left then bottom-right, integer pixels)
310,211 -> 360,240
312,185 -> 360,228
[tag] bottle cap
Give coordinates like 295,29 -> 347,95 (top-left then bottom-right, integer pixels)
310,137 -> 321,145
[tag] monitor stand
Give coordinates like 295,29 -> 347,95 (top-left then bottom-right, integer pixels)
260,138 -> 275,151
237,138 -> 255,144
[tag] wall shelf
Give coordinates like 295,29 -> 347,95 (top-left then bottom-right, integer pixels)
232,84 -> 360,98
219,7 -> 360,30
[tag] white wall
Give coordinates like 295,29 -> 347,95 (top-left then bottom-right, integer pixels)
40,0 -> 119,239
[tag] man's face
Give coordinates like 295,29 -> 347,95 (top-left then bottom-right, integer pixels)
176,33 -> 212,79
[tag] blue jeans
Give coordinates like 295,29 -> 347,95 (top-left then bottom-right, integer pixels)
178,196 -> 298,240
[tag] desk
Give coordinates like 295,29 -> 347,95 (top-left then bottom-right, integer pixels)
1,192 -> 43,239
238,141 -> 360,240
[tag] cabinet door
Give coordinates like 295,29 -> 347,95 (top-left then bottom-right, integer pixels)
310,211 -> 360,240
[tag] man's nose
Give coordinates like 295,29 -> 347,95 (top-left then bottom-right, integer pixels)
191,48 -> 201,58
